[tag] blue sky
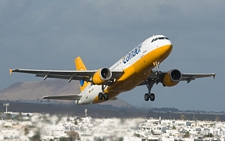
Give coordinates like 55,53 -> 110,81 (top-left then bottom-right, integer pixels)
1,1 -> 225,111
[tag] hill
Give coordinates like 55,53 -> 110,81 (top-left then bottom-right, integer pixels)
0,80 -> 132,108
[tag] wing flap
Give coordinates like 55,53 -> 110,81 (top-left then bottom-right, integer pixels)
36,74 -> 85,81
43,94 -> 82,100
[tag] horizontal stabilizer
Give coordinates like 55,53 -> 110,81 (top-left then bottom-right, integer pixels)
43,94 -> 82,100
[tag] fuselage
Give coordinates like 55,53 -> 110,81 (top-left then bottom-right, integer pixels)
77,35 -> 172,104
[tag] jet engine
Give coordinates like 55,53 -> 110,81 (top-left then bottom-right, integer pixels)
93,68 -> 112,85
162,69 -> 182,87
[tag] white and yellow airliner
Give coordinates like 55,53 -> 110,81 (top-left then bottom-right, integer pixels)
10,35 -> 215,104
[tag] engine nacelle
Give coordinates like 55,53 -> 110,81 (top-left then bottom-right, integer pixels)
163,69 -> 182,87
93,68 -> 112,85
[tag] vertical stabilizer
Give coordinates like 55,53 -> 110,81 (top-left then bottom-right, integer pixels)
75,56 -> 89,92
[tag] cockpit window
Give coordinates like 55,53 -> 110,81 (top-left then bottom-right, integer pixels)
151,37 -> 169,43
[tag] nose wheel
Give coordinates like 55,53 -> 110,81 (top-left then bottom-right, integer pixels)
144,93 -> 155,101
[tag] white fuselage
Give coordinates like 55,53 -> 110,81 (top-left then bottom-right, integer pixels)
76,35 -> 172,104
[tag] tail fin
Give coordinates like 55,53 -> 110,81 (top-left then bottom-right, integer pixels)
75,56 -> 89,92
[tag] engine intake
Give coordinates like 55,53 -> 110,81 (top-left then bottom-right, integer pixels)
93,68 -> 112,85
163,69 -> 182,87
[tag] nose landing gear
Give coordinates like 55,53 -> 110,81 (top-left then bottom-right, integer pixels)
144,93 -> 155,101
144,61 -> 161,102
144,78 -> 157,102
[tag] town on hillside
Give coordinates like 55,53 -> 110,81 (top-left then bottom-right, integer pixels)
1,105 -> 225,141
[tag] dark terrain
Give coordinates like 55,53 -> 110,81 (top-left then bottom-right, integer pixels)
1,100 -> 225,121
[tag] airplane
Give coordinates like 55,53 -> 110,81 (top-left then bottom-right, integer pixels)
10,35 -> 216,105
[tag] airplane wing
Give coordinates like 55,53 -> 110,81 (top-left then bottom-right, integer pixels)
138,71 -> 215,86
9,68 -> 124,83
43,94 -> 82,100
181,73 -> 216,83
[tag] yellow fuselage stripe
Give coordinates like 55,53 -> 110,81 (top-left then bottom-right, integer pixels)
93,44 -> 172,103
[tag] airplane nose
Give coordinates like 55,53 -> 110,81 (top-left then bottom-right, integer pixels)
168,44 -> 173,51
155,44 -> 173,61
162,44 -> 173,54
153,44 -> 173,63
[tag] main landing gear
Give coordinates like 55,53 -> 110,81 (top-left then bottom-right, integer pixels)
98,85 -> 109,101
98,92 -> 109,101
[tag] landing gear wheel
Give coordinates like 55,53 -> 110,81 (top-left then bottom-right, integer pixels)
104,94 -> 109,100
155,71 -> 161,76
98,93 -> 109,101
144,93 -> 150,101
150,93 -> 155,101
98,92 -> 104,100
